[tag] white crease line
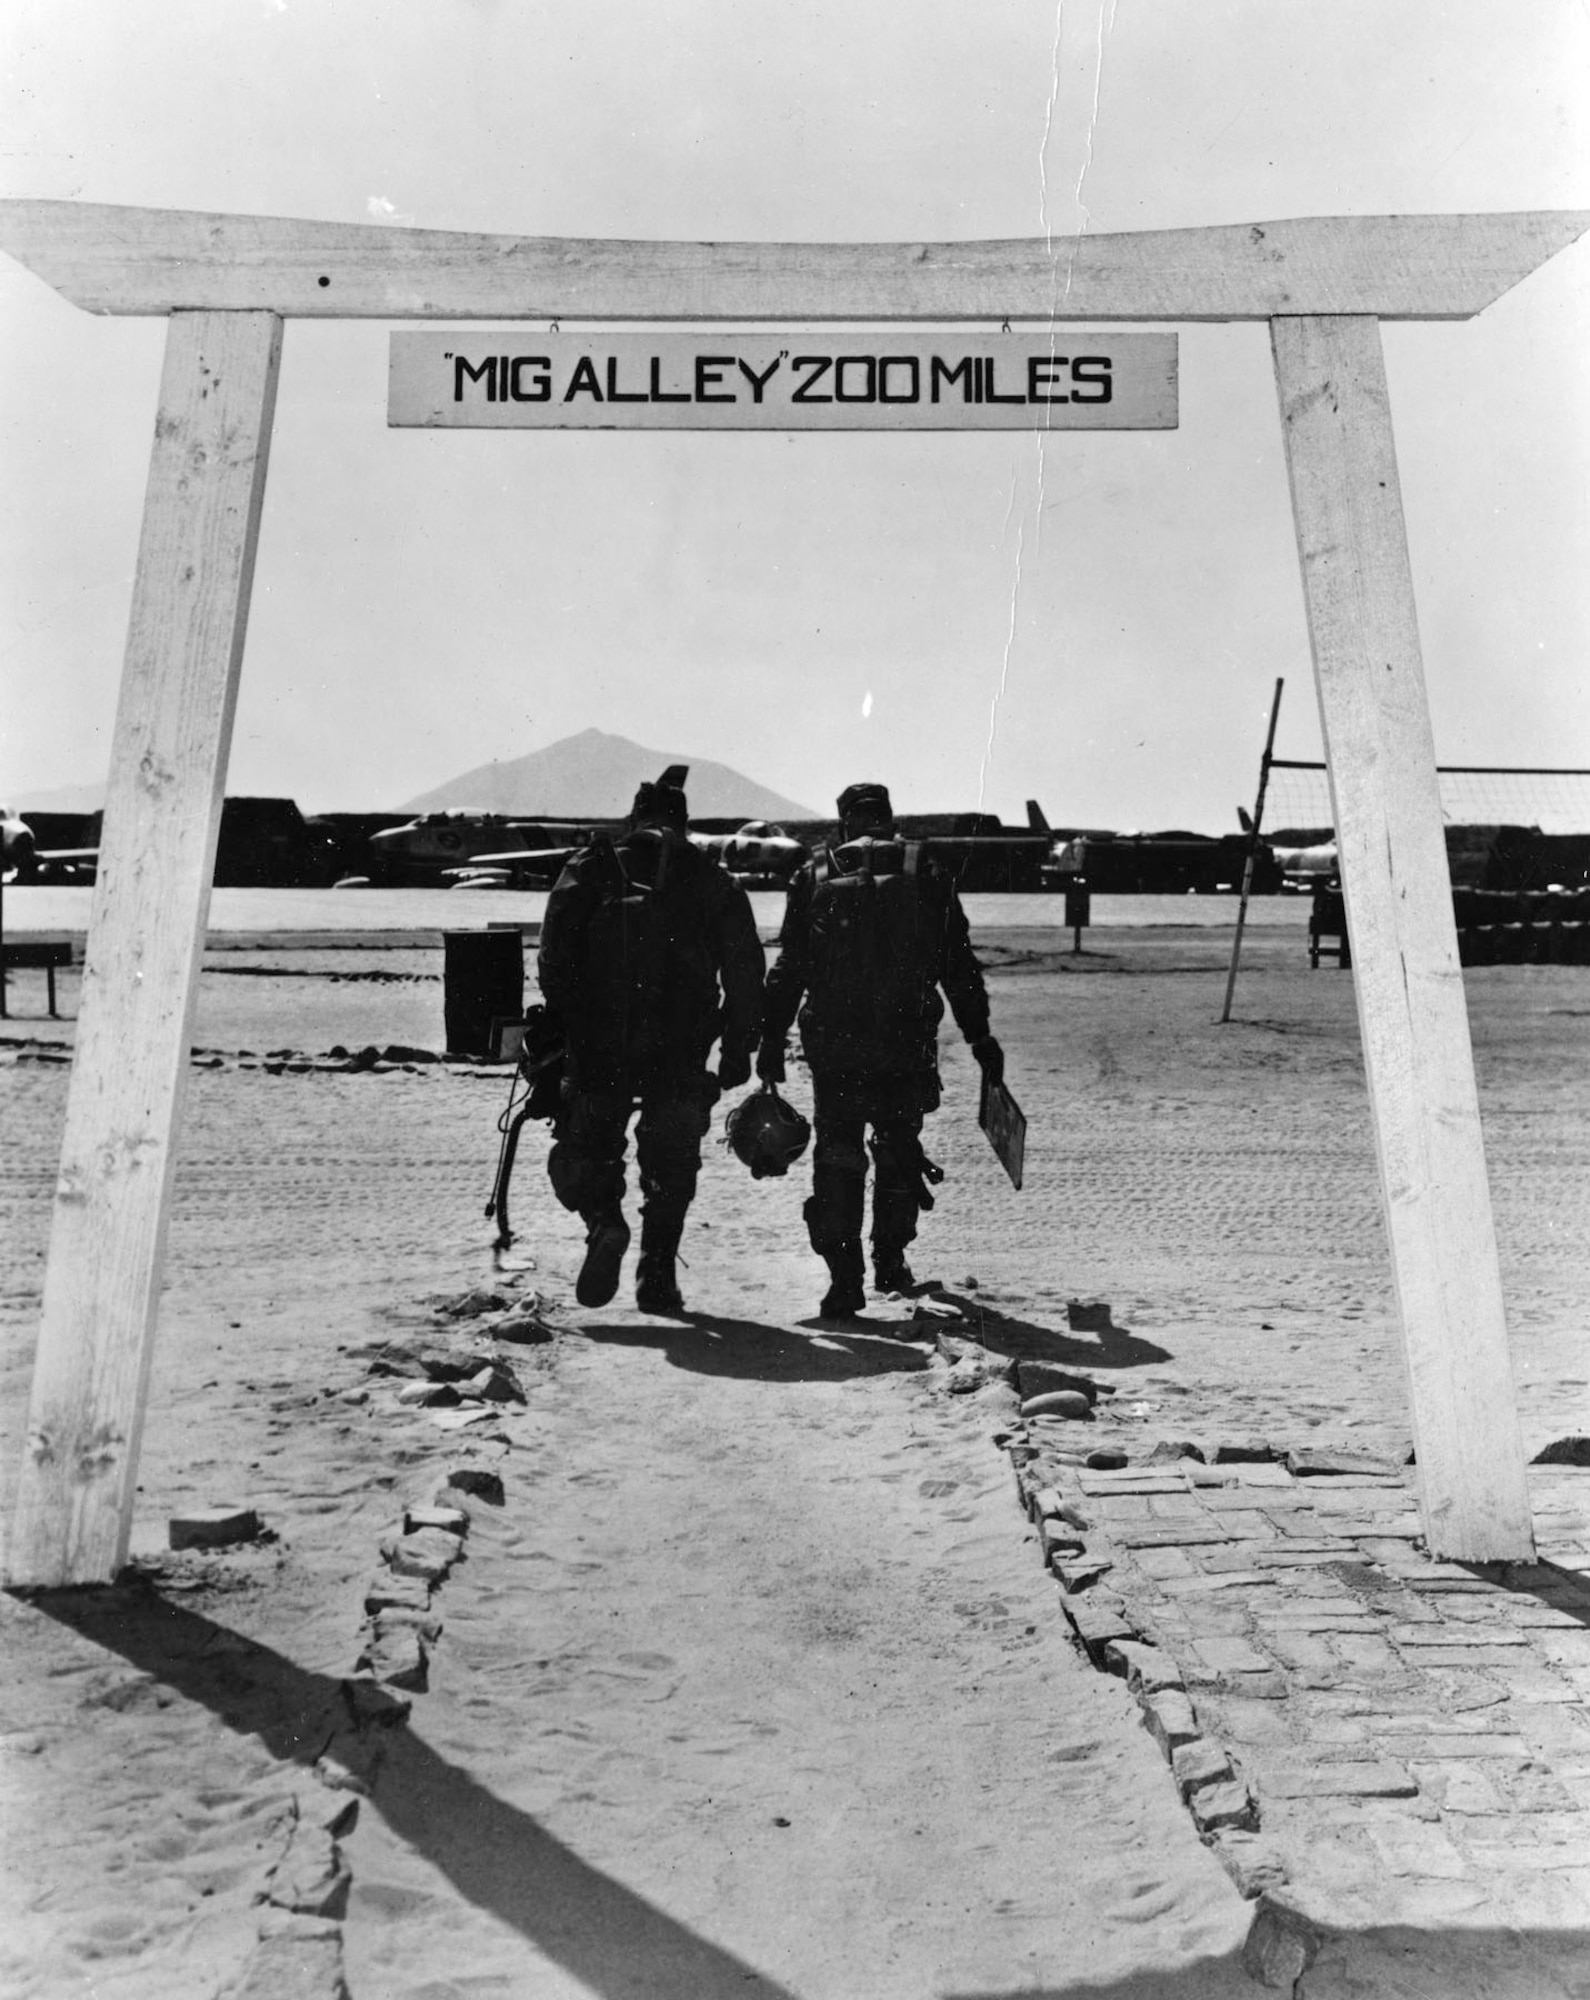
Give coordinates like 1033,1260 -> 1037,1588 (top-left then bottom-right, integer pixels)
979,472 -> 1028,813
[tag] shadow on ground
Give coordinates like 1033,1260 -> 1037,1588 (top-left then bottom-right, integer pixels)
575,1295 -> 1174,1389
930,1292 -> 1175,1375
18,1580 -> 798,2000
576,1311 -> 932,1381
947,1917 -> 1590,1999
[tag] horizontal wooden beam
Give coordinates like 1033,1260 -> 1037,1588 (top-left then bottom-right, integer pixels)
1,200 -> 1586,322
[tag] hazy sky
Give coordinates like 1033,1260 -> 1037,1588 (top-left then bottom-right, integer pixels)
2,1 -> 1587,828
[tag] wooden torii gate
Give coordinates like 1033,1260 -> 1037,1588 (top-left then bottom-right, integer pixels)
4,202 -> 1587,1585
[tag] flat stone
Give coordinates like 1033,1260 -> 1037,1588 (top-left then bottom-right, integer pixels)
1187,1636 -> 1274,1676
1144,1440 -> 1205,1466
1390,1623 -> 1527,1648
1053,1557 -> 1114,1592
464,1365 -> 525,1404
1040,1518 -> 1085,1558
1393,1644 -> 1530,1669
1103,1639 -> 1185,1694
1377,1732 -> 1529,1760
382,1527 -> 463,1582
404,1504 -> 469,1536
362,1570 -> 429,1615
1191,1778 -> 1257,1832
230,1923 -> 350,2000
1256,1607 -> 1385,1633
168,1505 -> 261,1550
1116,1523 -> 1237,1548
266,1824 -> 350,1921
1078,1470 -> 1188,1495
430,1407 -> 504,1433
396,1380 -> 460,1407
339,1677 -> 412,1729
1409,1762 -> 1507,1814
372,1607 -> 442,1644
1363,1817 -> 1469,1878
1198,1486 -> 1312,1513
1382,1559 -> 1499,1583
1131,1545 -> 1196,1579
1225,1463 -> 1299,1488
1215,1511 -> 1283,1539
1264,1632 -> 1339,1673
297,1789 -> 359,1840
1507,1768 -> 1577,1812
1286,1446 -> 1406,1479
1158,1570 -> 1278,1597
1171,1737 -> 1233,1795
1209,1832 -> 1290,1899
442,1467 -> 506,1504
359,1624 -> 428,1692
1065,1595 -> 1136,1654
1260,1760 -> 1417,1800
1140,1690 -> 1201,1756
1015,1362 -> 1099,1403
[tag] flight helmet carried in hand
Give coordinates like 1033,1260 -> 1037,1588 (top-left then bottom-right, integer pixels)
725,1084 -> 812,1179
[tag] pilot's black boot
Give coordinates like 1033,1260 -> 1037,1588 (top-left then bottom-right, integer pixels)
635,1197 -> 688,1315
872,1245 -> 917,1296
635,1253 -> 684,1314
576,1207 -> 631,1308
819,1240 -> 867,1319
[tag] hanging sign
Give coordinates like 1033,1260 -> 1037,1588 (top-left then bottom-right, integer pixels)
388,331 -> 1177,431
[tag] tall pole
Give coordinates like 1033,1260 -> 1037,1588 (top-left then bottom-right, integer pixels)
1272,312 -> 1531,1562
1220,677 -> 1285,1023
8,311 -> 281,1585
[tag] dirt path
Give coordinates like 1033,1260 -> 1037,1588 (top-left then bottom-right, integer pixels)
335,1312 -> 1252,1999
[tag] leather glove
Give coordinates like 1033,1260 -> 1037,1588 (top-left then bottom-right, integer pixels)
718,1046 -> 752,1091
970,1035 -> 1004,1088
756,1040 -> 786,1085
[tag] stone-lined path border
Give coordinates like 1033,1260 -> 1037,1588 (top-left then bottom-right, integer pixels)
158,1283 -> 555,2000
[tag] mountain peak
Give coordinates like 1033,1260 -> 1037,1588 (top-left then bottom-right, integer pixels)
401,731 -> 815,821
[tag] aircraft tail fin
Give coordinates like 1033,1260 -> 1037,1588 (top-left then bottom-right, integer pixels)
1026,799 -> 1052,835
1237,806 -> 1255,834
657,764 -> 689,788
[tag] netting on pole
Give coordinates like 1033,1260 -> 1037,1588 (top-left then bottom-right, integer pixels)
1267,762 -> 1590,839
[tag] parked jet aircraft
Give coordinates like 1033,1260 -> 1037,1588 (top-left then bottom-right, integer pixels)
366,809 -> 596,886
1,806 -> 97,883
688,820 -> 807,885
364,765 -> 694,887
1238,808 -> 1338,884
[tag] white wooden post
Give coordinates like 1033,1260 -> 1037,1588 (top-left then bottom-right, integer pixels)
7,310 -> 281,1586
1271,314 -> 1533,1563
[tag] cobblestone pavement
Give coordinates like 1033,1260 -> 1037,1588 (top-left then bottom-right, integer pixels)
996,1385 -> 1590,1996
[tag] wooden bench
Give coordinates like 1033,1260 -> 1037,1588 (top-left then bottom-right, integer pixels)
1,939 -> 74,1017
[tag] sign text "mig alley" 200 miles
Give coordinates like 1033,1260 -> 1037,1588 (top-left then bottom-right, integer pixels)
387,332 -> 1178,431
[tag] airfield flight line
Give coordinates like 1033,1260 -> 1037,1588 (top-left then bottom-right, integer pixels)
4,200 -> 1588,1587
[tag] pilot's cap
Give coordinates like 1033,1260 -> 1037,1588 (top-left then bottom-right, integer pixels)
837,781 -> 893,824
630,779 -> 689,830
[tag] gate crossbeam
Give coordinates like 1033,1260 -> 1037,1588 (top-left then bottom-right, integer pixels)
0,200 -> 1585,321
